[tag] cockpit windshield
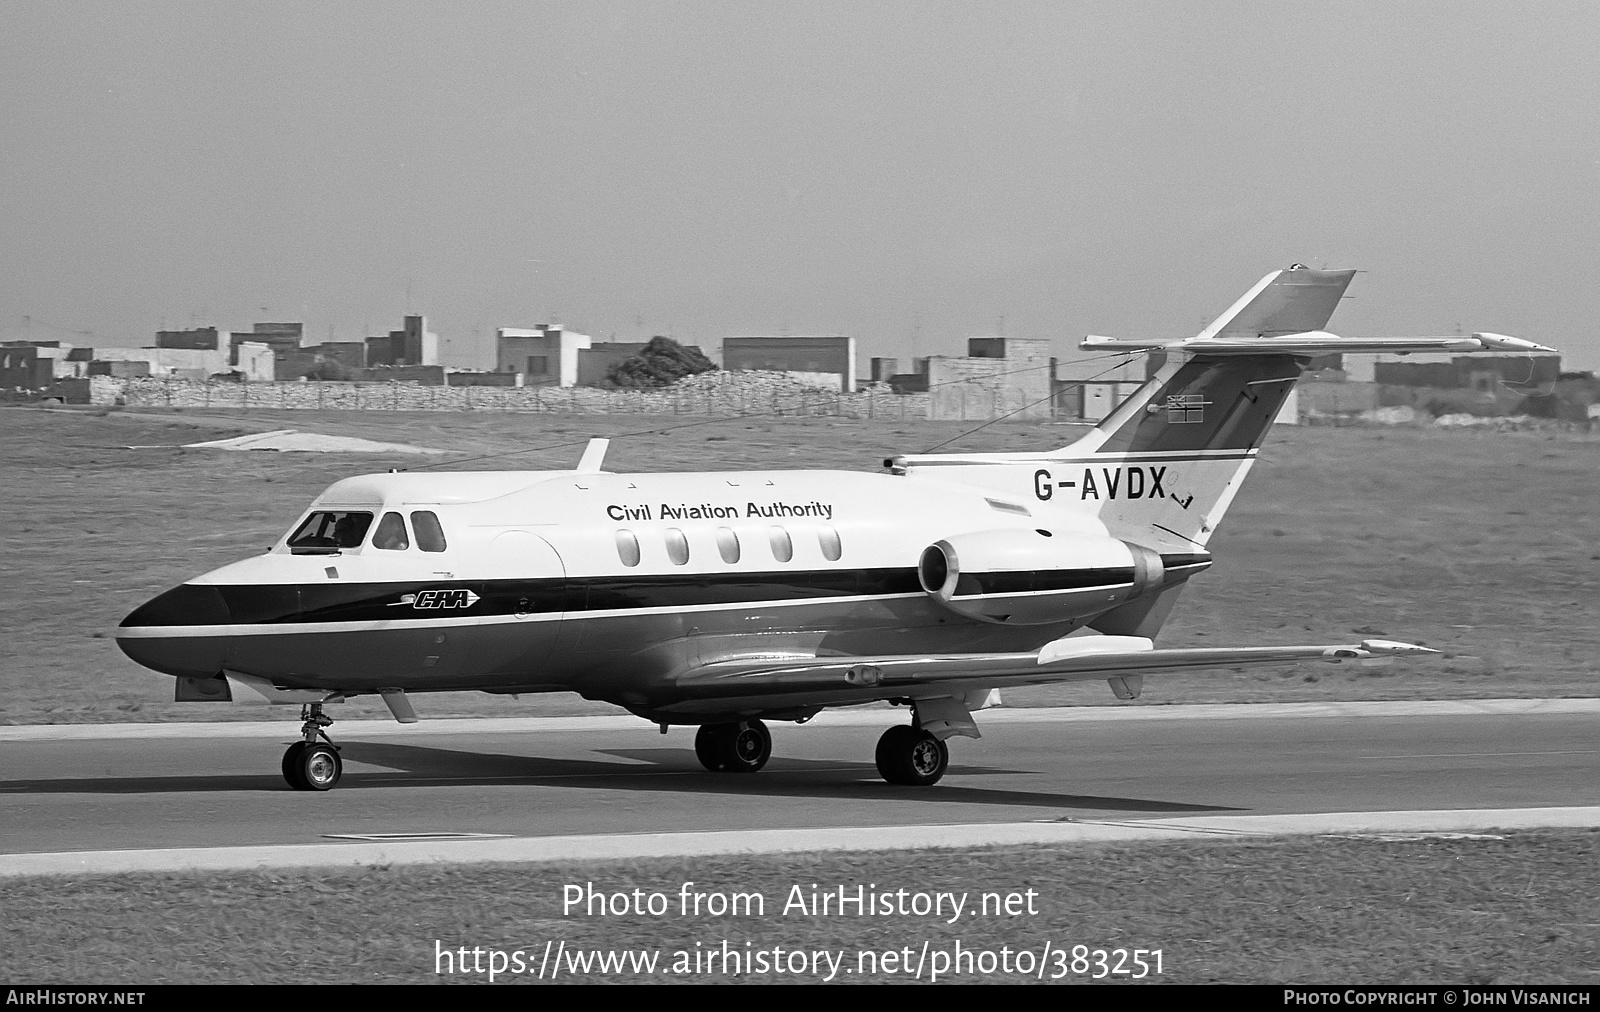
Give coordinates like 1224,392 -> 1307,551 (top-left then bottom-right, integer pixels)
287,511 -> 374,554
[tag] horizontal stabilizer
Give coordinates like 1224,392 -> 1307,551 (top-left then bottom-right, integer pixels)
1081,330 -> 1554,356
1083,265 -> 1554,357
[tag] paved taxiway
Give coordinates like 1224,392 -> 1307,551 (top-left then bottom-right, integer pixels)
1,700 -> 1595,868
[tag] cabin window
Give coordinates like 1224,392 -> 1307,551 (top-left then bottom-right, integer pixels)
287,511 -> 373,554
818,525 -> 842,561
665,528 -> 690,565
372,512 -> 410,551
715,527 -> 740,564
410,511 -> 448,553
768,526 -> 793,563
615,529 -> 641,567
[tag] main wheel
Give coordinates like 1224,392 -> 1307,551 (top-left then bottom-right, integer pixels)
694,720 -> 771,773
694,724 -> 731,771
281,741 -> 309,790
875,725 -> 949,786
725,720 -> 771,772
289,742 -> 343,791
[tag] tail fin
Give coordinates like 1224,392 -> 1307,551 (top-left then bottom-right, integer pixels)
898,265 -> 1551,552
1195,265 -> 1355,340
1061,351 -> 1307,549
1049,269 -> 1356,548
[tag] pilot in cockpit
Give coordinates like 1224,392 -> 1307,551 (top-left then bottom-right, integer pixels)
332,514 -> 361,548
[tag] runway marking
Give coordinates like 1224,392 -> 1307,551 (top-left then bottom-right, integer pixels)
1356,750 -> 1597,760
323,832 -> 511,842
1041,817 -> 1260,837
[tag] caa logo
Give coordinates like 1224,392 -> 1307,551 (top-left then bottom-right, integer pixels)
399,589 -> 480,610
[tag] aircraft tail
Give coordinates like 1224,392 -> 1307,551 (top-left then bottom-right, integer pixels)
1193,264 -> 1356,340
898,264 -> 1551,552
1064,268 -> 1384,548
1057,350 -> 1309,550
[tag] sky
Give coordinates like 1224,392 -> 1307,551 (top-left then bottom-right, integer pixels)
2,1 -> 1596,372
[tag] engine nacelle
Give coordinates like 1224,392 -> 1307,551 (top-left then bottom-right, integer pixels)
918,528 -> 1165,626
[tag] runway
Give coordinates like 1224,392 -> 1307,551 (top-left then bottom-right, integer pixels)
2,700 -> 1596,872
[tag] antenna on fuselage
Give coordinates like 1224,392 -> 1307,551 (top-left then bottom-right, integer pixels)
576,438 -> 610,473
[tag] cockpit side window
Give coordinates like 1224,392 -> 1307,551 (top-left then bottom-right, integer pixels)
411,511 -> 448,553
372,512 -> 410,551
287,511 -> 374,554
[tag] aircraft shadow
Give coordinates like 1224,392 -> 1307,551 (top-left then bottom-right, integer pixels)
0,743 -> 1239,814
28,742 -> 1235,814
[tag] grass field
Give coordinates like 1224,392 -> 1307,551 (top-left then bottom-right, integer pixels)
2,404 -> 1597,725
3,830 -> 1595,984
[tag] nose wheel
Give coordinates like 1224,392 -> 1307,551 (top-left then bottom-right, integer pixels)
282,703 -> 343,791
694,719 -> 772,772
876,724 -> 949,786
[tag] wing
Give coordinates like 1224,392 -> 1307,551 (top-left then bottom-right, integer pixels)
671,635 -> 1438,699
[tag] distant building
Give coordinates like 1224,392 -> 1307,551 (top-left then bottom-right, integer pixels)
723,336 -> 857,393
366,316 -> 439,368
225,323 -> 307,378
156,326 -> 228,351
1300,380 -> 1379,417
87,360 -> 151,378
1540,371 -> 1600,425
235,342 -> 275,383
230,323 -> 302,359
1373,353 -> 1563,417
577,341 -> 650,387
90,346 -> 229,380
0,343 -> 54,389
925,337 -> 1051,421
1374,354 -> 1560,390
886,358 -> 930,394
496,325 -> 592,387
310,342 -> 367,372
1054,356 -> 1145,421
869,358 -> 900,383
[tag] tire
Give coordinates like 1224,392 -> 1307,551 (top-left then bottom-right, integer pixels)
296,743 -> 343,791
875,725 -> 949,786
725,720 -> 771,773
282,741 -> 309,790
695,720 -> 771,773
694,724 -> 731,772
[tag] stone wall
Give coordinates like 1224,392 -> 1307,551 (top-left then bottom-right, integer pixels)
925,354 -> 1053,421
96,373 -> 933,420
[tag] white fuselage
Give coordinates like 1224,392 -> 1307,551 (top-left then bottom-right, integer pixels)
117,464 -> 1192,721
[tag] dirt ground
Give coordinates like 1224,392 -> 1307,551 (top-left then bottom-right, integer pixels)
2,404 -> 1596,725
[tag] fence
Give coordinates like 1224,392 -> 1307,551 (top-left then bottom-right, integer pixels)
97,376 -> 934,420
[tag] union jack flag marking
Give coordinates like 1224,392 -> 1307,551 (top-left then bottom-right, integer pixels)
1166,394 -> 1211,424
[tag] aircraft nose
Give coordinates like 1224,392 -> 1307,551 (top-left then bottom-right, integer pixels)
115,584 -> 234,679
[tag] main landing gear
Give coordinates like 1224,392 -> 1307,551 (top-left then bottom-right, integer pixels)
875,724 -> 950,786
282,702 -> 342,791
689,716 -> 954,786
694,720 -> 772,773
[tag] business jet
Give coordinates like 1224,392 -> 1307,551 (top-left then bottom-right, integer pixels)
115,266 -> 1554,791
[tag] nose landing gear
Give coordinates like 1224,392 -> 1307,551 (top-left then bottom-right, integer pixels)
282,702 -> 342,791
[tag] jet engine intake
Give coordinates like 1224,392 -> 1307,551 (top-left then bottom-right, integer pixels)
917,529 -> 1165,625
